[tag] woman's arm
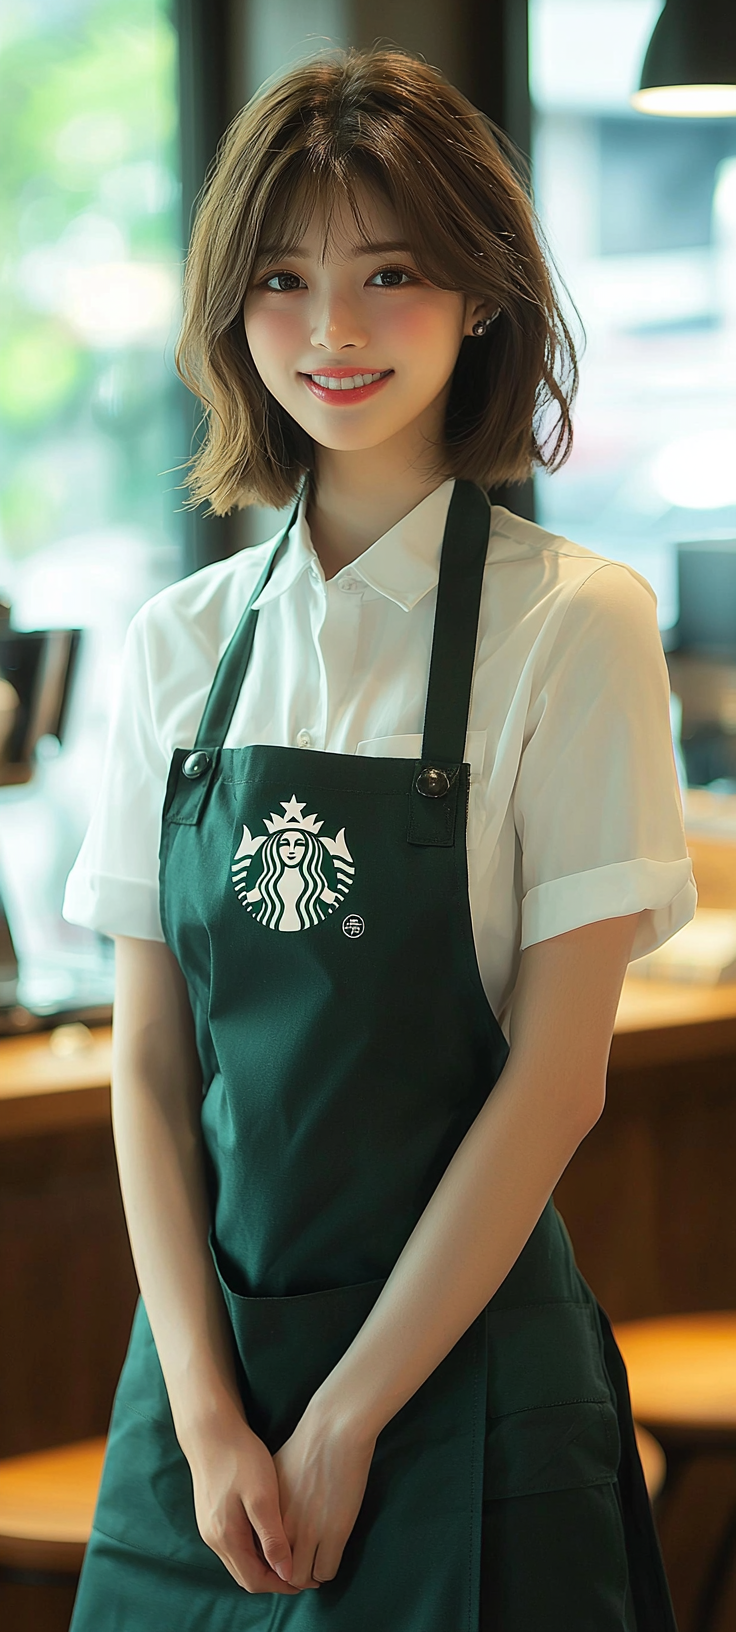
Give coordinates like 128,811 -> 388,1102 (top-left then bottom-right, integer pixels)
274,911 -> 640,1587
111,936 -> 310,1595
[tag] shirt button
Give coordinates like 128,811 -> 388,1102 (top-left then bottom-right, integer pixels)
296,730 -> 312,749
339,575 -> 362,594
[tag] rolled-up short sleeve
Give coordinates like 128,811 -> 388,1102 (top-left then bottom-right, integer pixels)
513,562 -> 696,961
62,607 -> 168,941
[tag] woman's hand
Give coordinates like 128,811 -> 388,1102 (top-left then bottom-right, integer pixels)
273,1401 -> 376,1588
185,1404 -> 316,1595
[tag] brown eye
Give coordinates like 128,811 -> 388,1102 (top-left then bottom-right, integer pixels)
264,272 -> 305,292
369,267 -> 412,288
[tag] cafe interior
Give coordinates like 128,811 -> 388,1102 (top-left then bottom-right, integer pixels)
1,1 -> 736,1628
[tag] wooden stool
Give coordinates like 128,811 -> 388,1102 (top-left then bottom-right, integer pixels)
0,1438 -> 105,1583
616,1313 -> 736,1632
635,1421 -> 667,1503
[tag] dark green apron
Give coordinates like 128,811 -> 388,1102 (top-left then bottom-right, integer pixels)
71,480 -> 677,1631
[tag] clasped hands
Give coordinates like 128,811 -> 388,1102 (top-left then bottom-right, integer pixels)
188,1393 -> 376,1594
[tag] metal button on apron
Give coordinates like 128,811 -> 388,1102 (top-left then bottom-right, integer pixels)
416,766 -> 451,797
182,750 -> 210,778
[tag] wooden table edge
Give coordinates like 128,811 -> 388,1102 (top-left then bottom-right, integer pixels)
0,1083 -> 111,1138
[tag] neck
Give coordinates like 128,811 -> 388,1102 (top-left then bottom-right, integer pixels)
306,412 -> 449,579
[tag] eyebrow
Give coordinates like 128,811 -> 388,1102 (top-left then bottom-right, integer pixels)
255,238 -> 415,264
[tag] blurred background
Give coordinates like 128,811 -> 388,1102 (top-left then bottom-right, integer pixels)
1,4 -> 736,1630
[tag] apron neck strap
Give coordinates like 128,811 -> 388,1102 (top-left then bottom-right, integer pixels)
193,477 -> 490,759
194,492 -> 302,749
420,480 -> 490,766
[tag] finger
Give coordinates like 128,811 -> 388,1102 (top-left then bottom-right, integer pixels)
210,1503 -> 302,1596
245,1528 -> 305,1593
289,1529 -> 322,1591
221,1519 -> 302,1596
223,1547 -> 303,1595
247,1489 -> 294,1583
312,1534 -> 346,1584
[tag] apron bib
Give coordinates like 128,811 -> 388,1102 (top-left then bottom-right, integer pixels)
71,481 -> 677,1631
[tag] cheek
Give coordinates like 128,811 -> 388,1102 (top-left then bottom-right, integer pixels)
379,297 -> 464,367
244,305 -> 304,380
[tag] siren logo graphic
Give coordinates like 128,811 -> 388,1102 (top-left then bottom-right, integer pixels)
231,795 -> 355,932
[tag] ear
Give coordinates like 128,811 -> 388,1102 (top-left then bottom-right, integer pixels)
463,296 -> 489,338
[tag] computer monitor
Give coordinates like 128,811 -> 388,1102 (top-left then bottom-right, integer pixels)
0,621 -> 91,1031
677,545 -> 736,659
0,624 -> 80,785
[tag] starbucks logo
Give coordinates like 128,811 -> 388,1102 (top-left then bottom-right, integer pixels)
231,795 -> 355,932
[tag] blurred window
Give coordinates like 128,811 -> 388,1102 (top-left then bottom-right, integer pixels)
530,0 -> 736,635
0,0 -> 184,1010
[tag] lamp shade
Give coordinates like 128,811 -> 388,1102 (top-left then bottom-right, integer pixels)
631,0 -> 736,116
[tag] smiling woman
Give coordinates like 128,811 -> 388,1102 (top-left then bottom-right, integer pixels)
62,39 -> 693,1632
174,48 -> 578,515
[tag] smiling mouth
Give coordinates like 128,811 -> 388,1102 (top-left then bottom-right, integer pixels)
302,369 -> 393,404
306,370 -> 392,390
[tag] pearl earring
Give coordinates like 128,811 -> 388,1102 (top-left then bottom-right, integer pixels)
472,308 -> 501,337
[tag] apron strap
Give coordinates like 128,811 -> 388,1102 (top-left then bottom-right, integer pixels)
193,494 -> 302,749
420,479 -> 491,766
407,480 -> 490,848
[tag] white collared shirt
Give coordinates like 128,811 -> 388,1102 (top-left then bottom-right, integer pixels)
62,478 -> 696,1034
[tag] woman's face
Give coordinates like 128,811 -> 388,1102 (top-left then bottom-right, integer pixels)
243,186 -> 483,456
279,832 -> 306,868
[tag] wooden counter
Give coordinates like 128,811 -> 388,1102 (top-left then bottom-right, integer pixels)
0,1026 -> 135,1463
2,970 -> 736,1138
612,974 -> 736,1068
0,1028 -> 112,1138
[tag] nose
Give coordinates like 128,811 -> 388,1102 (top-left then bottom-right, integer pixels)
310,292 -> 369,353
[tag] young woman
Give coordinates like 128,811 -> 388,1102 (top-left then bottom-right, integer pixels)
63,47 -> 695,1631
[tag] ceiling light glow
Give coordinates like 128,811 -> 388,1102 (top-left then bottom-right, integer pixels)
652,430 -> 736,510
631,83 -> 736,115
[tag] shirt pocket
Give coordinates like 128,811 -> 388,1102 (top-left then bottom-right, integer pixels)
356,732 -> 487,847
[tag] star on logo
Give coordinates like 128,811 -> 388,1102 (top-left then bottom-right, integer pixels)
263,795 -> 324,833
282,795 -> 307,823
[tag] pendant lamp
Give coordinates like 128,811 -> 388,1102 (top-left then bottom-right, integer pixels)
630,0 -> 736,116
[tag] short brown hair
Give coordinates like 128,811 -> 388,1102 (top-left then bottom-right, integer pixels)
174,47 -> 578,516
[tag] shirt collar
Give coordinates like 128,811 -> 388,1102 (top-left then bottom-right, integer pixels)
252,477 -> 458,612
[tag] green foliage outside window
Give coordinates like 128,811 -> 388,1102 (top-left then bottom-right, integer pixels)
0,0 -> 183,564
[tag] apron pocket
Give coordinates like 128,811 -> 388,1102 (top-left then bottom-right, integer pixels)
483,1301 -> 621,1499
211,1236 -> 490,1629
483,1399 -> 620,1499
210,1234 -> 386,1451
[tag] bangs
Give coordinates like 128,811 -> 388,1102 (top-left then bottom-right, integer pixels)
251,152 -> 458,289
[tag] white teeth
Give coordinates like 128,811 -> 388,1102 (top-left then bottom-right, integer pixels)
310,372 -> 385,390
